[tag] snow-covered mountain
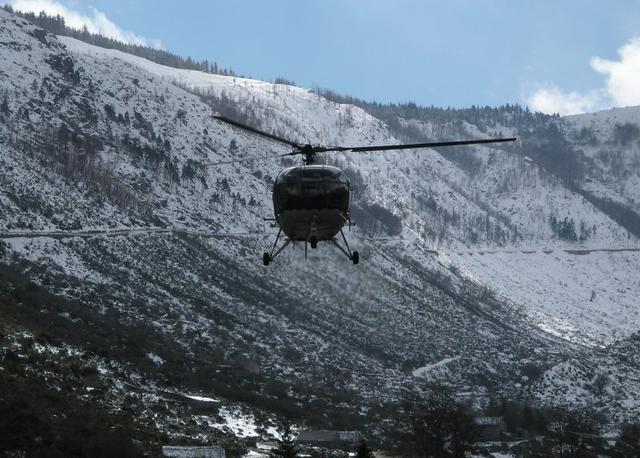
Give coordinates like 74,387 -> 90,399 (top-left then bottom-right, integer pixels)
2,9 -> 640,448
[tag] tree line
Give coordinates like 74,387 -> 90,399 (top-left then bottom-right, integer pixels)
265,387 -> 640,457
312,86 -> 553,131
1,5 -> 237,76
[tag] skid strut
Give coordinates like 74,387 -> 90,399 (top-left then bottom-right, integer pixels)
263,229 -> 290,266
262,228 -> 359,265
332,228 -> 360,264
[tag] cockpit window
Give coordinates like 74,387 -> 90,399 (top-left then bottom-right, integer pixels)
324,168 -> 342,180
302,168 -> 324,179
283,169 -> 300,185
273,166 -> 350,213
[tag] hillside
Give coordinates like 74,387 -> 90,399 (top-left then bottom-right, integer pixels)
1,9 -> 640,452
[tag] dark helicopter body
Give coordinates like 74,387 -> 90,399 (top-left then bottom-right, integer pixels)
273,165 -> 351,243
209,115 -> 515,265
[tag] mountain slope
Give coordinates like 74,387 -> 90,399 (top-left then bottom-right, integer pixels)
1,10 -> 640,448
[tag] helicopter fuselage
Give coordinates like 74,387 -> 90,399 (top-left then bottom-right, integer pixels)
272,165 -> 351,242
210,114 -> 515,265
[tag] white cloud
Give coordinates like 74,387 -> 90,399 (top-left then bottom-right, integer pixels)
527,36 -> 640,115
528,85 -> 604,116
9,0 -> 161,48
591,37 -> 640,107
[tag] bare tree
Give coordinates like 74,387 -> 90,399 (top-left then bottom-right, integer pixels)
408,386 -> 476,458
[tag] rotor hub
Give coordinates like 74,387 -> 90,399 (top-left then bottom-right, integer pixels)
300,144 -> 316,165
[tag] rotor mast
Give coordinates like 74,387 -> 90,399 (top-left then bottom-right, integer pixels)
300,145 -> 316,165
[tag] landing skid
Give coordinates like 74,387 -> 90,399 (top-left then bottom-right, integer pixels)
262,228 -> 359,265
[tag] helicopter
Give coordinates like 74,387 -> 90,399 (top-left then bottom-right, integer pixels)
210,115 -> 516,266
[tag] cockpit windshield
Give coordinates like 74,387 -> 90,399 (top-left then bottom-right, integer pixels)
273,166 -> 350,213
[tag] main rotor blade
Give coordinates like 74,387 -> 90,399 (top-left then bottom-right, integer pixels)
204,156 -> 273,167
318,137 -> 516,153
204,159 -> 250,167
212,115 -> 303,149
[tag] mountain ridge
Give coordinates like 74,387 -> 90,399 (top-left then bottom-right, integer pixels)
1,8 -> 640,450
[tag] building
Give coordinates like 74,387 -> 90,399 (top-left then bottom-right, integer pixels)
297,430 -> 362,447
161,445 -> 226,458
473,416 -> 507,441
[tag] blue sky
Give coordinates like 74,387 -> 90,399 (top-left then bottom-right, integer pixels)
9,0 -> 640,114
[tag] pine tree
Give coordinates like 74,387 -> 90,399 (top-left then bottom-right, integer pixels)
612,423 -> 640,457
270,422 -> 298,458
0,95 -> 10,116
409,387 -> 477,458
356,439 -> 374,458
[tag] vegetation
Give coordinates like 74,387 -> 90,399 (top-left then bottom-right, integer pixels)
406,387 -> 477,458
612,122 -> 640,146
269,422 -> 299,458
580,190 -> 640,239
0,255 -> 632,456
351,202 -> 403,237
1,5 -> 238,76
312,87 -> 551,132
550,215 -> 578,241
528,409 -> 604,457
612,423 -> 640,457
355,439 -> 375,458
0,353 -> 144,457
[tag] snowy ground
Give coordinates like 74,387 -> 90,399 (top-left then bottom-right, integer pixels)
446,250 -> 640,346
